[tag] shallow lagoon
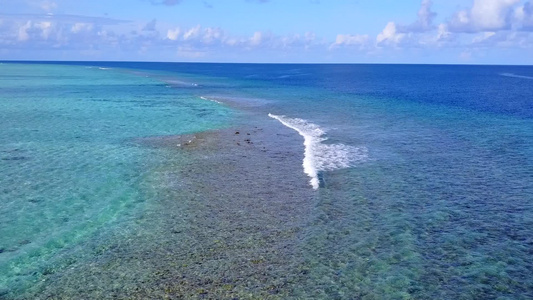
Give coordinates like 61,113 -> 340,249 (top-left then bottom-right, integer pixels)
1,62 -> 532,299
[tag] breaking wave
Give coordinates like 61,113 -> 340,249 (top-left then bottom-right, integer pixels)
500,73 -> 533,80
200,96 -> 223,104
268,114 -> 368,189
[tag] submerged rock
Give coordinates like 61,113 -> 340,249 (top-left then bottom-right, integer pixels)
2,156 -> 28,161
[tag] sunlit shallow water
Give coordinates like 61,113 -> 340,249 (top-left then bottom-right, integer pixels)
0,63 -> 234,296
1,62 -> 532,299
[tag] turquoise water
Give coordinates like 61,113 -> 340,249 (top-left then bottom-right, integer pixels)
0,63 -> 233,296
206,64 -> 533,298
1,62 -> 532,299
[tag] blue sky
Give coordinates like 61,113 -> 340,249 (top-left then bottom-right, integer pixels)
1,0 -> 532,64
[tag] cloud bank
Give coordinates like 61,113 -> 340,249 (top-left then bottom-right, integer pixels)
1,0 -> 532,63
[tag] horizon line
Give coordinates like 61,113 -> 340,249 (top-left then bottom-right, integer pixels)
1,60 -> 532,67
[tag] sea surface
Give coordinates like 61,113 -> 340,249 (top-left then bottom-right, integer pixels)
0,62 -> 532,299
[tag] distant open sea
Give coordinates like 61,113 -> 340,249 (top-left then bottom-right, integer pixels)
1,62 -> 532,299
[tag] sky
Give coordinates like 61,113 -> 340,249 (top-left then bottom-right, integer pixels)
0,0 -> 532,64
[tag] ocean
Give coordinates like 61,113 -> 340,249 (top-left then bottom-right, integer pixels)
0,62 -> 532,299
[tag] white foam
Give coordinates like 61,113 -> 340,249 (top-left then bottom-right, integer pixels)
165,79 -> 199,87
500,73 -> 533,80
199,95 -> 270,107
277,73 -> 310,79
98,67 -> 111,70
268,114 -> 368,189
200,96 -> 223,104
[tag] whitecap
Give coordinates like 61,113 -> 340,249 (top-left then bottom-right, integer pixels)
277,73 -> 310,79
164,79 -> 200,87
268,114 -> 368,189
199,95 -> 270,107
200,96 -> 223,104
500,73 -> 533,80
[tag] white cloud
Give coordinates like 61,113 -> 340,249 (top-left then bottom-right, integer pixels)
40,1 -> 57,12
436,23 -> 451,41
515,1 -> 533,30
370,0 -> 532,52
331,33 -> 369,49
165,25 -> 227,46
2,15 -> 118,49
468,30 -> 533,48
1,1 -> 530,63
202,27 -> 224,44
183,25 -> 201,40
448,0 -> 520,32
373,0 -> 436,48
249,31 -> 263,46
244,31 -> 318,49
376,22 -> 405,45
167,27 -> 181,40
143,19 -> 157,32
224,37 -> 239,46
472,31 -> 496,43
37,21 -> 52,39
71,23 -> 93,34
417,0 -> 436,29
405,0 -> 436,32
18,21 -> 32,41
304,32 -> 316,42
16,20 -> 53,41
279,32 -> 318,49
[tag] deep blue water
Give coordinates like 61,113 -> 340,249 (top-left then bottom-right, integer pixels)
44,61 -> 533,118
1,61 -> 532,299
